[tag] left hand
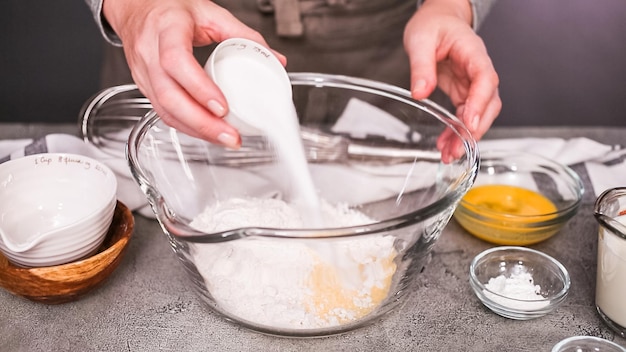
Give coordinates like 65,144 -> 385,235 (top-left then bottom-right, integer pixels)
404,0 -> 501,161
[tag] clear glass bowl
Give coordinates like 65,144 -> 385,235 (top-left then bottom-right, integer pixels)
470,246 -> 570,320
454,150 -> 584,245
552,336 -> 626,352
126,72 -> 479,337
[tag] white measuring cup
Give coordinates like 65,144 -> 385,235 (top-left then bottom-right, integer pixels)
204,38 -> 292,135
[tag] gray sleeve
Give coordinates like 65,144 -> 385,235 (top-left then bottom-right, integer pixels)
84,0 -> 123,46
469,0 -> 498,30
417,0 -> 498,31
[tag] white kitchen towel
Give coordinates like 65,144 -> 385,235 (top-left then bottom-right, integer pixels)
332,97 -> 624,197
1,132 -> 622,220
478,138 -> 626,197
584,148 -> 626,196
478,137 -> 614,166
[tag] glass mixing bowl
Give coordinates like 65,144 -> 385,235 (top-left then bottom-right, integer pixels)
126,72 -> 478,337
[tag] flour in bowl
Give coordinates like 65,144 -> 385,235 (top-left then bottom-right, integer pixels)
190,197 -> 397,329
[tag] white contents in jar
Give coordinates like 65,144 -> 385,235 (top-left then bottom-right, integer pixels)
190,197 -> 397,329
483,271 -> 549,310
596,213 -> 626,328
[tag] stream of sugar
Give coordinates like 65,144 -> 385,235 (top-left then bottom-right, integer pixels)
213,54 -> 323,227
211,49 -> 374,290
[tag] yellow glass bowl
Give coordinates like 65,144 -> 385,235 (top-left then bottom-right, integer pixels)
454,150 -> 584,245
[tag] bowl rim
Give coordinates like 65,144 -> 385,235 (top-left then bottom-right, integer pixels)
551,335 -> 626,352
126,72 -> 480,243
457,149 -> 584,225
469,246 -> 571,313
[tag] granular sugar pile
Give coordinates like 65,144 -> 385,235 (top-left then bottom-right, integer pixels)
483,271 -> 549,310
190,197 -> 397,329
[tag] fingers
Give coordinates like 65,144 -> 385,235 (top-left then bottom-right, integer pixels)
404,18 -> 438,100
150,90 -> 241,147
106,0 -> 286,148
436,127 -> 465,164
151,5 -> 288,146
458,53 -> 501,141
159,23 -> 229,117
119,1 -> 290,148
193,4 -> 288,66
467,87 -> 502,141
134,40 -> 241,147
123,12 -> 238,148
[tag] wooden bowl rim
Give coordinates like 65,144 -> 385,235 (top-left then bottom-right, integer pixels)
0,200 -> 134,274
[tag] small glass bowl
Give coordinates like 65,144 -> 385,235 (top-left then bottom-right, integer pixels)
454,150 -> 584,246
552,336 -> 626,352
469,246 -> 570,320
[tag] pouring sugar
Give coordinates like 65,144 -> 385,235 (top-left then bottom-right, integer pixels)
206,38 -> 322,226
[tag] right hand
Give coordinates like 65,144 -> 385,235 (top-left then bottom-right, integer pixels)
102,0 -> 286,148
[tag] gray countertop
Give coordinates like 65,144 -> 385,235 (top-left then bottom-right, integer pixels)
1,124 -> 625,351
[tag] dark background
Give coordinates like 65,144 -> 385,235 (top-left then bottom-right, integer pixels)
1,0 -> 625,126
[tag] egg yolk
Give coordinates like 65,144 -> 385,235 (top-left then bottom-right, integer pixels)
463,184 -> 557,218
456,184 -> 559,245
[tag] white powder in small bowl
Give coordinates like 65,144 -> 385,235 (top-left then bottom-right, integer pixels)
483,271 -> 550,310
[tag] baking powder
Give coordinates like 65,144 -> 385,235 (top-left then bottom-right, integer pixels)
190,197 -> 397,329
483,271 -> 549,310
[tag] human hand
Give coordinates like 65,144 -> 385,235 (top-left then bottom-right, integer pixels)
102,0 -> 286,148
404,0 -> 501,162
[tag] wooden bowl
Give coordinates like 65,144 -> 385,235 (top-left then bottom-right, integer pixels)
0,201 -> 134,304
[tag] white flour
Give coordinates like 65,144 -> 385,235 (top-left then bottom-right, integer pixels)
483,271 -> 549,310
190,197 -> 397,329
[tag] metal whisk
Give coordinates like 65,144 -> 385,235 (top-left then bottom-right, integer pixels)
79,84 -> 441,165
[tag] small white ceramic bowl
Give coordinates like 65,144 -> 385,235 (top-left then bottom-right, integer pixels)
469,246 -> 570,320
0,153 -> 117,267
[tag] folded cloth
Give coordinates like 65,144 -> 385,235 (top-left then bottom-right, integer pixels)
331,98 -> 421,143
584,148 -> 626,197
478,137 -> 613,166
478,137 -> 625,197
333,97 -> 624,198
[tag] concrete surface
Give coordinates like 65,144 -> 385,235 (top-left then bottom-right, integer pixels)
1,124 -> 625,351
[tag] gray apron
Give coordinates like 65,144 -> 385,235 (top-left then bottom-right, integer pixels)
101,0 -> 416,91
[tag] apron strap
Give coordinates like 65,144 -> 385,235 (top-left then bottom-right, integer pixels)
273,0 -> 304,37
